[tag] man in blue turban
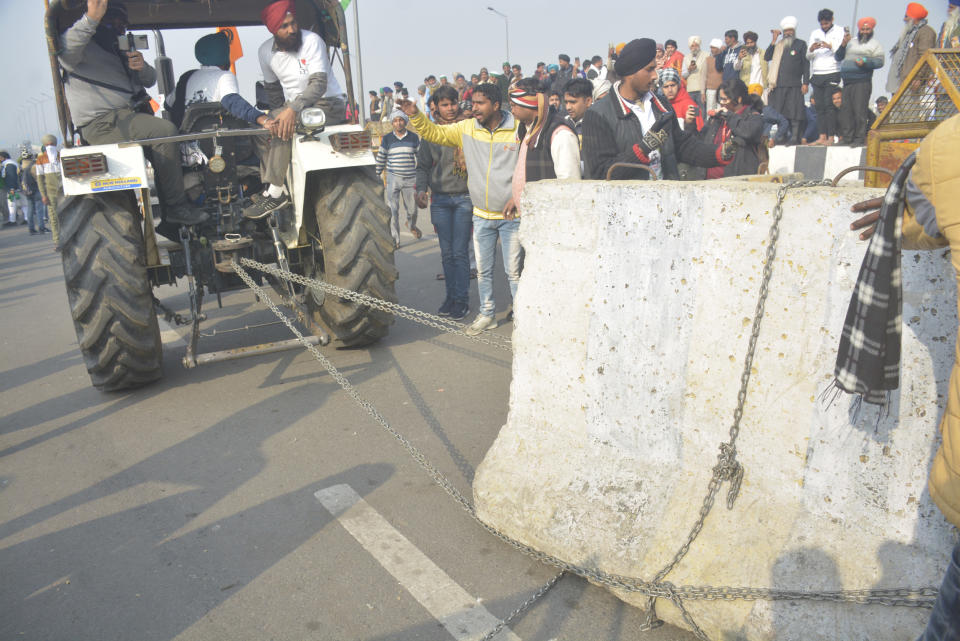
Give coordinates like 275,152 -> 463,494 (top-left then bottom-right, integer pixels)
166,31 -> 269,130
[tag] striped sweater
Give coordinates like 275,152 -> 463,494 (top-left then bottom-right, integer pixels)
375,130 -> 420,179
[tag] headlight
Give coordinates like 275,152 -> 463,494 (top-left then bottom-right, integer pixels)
300,108 -> 327,131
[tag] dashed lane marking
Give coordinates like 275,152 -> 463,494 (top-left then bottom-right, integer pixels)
315,484 -> 522,641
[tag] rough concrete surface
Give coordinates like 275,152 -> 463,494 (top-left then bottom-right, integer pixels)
473,179 -> 958,641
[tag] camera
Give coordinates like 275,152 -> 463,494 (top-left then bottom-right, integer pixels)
117,33 -> 149,52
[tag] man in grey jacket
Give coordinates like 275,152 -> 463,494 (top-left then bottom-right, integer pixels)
415,85 -> 472,320
59,0 -> 205,226
835,17 -> 884,146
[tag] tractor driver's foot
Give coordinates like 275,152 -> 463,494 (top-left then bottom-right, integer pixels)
166,202 -> 208,226
155,220 -> 182,244
243,193 -> 290,219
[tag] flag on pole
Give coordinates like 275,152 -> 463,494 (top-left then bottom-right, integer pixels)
341,0 -> 351,9
217,26 -> 244,75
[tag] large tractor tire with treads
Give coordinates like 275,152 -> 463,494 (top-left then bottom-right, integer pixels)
59,192 -> 162,391
308,168 -> 397,347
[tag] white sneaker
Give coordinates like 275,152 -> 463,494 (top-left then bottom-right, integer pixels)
464,314 -> 497,336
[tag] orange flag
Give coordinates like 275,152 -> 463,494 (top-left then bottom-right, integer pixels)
217,27 -> 243,75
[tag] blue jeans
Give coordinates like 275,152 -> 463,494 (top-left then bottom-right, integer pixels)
431,193 -> 472,305
919,540 -> 960,641
473,215 -> 522,318
25,193 -> 43,231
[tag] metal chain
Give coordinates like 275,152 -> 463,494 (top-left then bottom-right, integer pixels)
237,258 -> 513,352
153,297 -> 190,326
479,571 -> 566,641
642,180 -> 834,634
229,180 -> 939,640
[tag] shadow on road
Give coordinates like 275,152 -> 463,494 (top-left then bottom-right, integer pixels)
0,380 -> 394,641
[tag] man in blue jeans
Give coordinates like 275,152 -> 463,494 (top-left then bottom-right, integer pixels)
398,83 -> 520,336
416,85 -> 471,320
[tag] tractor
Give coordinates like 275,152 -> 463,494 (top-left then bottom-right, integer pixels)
44,0 -> 396,391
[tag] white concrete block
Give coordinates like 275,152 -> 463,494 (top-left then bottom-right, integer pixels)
473,179 -> 957,641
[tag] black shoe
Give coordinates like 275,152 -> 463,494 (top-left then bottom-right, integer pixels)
166,202 -> 208,226
29,229 -> 38,235
242,193 -> 290,219
19,220 -> 27,225
2,221 -> 15,228
449,302 -> 469,320
155,221 -> 183,244
438,298 -> 454,317
39,227 -> 49,233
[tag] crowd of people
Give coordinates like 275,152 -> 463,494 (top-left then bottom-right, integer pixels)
371,1 -> 959,149
1,136 -> 64,245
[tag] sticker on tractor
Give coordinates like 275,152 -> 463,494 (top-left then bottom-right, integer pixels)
90,176 -> 143,192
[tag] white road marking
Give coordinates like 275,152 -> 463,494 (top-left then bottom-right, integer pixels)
158,318 -> 187,348
315,484 -> 522,641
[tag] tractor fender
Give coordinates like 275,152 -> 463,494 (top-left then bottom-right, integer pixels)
290,123 -> 377,237
59,144 -> 150,197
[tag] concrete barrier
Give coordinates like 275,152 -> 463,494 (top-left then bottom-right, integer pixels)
473,179 -> 957,641
767,145 -> 867,183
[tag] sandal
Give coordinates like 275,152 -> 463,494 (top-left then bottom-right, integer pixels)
411,226 -> 422,239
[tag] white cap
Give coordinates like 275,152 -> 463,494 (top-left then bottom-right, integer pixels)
592,78 -> 612,101
689,35 -> 701,46
709,38 -> 723,49
780,16 -> 798,30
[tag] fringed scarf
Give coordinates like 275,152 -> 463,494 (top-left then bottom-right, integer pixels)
830,152 -> 918,408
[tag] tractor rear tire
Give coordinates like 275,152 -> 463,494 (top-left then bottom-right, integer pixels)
309,168 -> 397,347
59,192 -> 163,391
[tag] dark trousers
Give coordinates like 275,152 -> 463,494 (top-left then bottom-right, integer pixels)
80,107 -> 184,208
255,96 -> 347,187
788,119 -> 807,145
811,72 -> 841,137
431,193 -> 472,305
841,80 -> 872,144
919,540 -> 960,641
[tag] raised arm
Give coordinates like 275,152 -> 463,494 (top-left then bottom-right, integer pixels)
397,99 -> 464,148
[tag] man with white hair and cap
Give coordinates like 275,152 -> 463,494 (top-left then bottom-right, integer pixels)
36,134 -> 62,245
766,16 -> 810,145
683,36 -> 710,110
705,38 -> 725,112
374,109 -> 421,247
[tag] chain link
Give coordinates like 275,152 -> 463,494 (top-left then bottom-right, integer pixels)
229,180 -> 939,641
237,258 -> 513,352
479,571 -> 566,641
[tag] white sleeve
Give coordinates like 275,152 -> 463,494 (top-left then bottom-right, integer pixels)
828,27 -> 846,50
301,32 -> 330,77
550,128 -> 582,180
214,71 -> 241,101
258,40 -> 279,83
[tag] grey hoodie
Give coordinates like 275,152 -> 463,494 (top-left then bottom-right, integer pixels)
58,14 -> 157,128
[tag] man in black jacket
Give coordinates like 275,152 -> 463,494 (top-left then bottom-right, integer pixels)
765,16 -> 810,146
581,38 -> 726,181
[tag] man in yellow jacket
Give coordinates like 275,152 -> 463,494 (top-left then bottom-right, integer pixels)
849,113 -> 960,638
397,84 -> 520,336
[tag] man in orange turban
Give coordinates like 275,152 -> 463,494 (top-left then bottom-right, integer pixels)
260,0 -> 295,34
887,2 -> 937,93
836,16 -> 884,145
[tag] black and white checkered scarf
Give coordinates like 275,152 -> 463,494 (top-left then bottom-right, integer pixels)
831,152 -> 918,407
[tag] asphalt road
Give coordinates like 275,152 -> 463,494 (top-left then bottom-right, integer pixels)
0,220 -> 696,641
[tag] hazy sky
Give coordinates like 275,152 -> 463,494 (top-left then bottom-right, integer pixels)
1,0 -> 950,149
